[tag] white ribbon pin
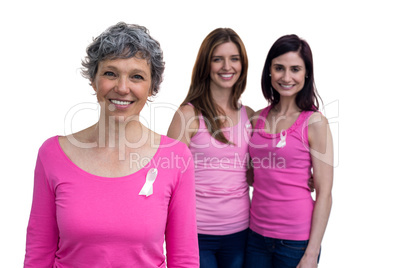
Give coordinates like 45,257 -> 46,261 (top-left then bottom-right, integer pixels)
276,130 -> 287,148
139,168 -> 158,197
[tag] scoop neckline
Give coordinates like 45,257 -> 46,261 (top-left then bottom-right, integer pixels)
54,135 -> 163,181
255,106 -> 310,139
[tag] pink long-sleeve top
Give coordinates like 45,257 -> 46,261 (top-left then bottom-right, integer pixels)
24,135 -> 199,267
249,106 -> 315,241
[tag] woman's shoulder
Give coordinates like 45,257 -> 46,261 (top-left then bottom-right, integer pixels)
307,111 -> 328,129
173,103 -> 200,126
160,135 -> 191,156
158,135 -> 193,173
253,108 -> 266,117
249,107 -> 269,128
242,105 -> 255,120
178,103 -> 197,117
167,104 -> 200,145
35,136 -> 64,166
38,136 -> 59,153
307,111 -> 329,142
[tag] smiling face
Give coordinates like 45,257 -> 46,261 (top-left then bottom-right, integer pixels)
209,41 -> 242,92
270,51 -> 306,99
91,57 -> 152,120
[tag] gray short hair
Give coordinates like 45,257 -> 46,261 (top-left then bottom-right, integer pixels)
81,22 -> 165,96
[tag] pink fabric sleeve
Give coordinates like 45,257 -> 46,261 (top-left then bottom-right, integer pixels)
165,146 -> 199,267
24,153 -> 58,267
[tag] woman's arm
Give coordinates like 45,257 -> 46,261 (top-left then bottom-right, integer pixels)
167,104 -> 199,146
165,146 -> 199,267
298,113 -> 334,268
24,154 -> 58,267
244,105 -> 255,185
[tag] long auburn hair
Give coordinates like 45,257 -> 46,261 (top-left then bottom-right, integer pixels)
261,34 -> 321,111
181,28 -> 248,144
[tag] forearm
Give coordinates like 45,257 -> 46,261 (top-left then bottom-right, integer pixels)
304,193 -> 332,258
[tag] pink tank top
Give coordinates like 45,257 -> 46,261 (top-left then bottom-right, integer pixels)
249,105 -> 315,240
189,105 -> 252,235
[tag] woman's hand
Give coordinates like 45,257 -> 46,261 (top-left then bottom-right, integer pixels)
296,254 -> 318,268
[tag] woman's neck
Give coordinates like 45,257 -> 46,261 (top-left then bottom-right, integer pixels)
90,114 -> 147,149
210,85 -> 233,111
274,98 -> 300,116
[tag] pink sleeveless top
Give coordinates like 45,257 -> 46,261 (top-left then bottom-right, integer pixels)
189,105 -> 252,235
249,105 -> 315,240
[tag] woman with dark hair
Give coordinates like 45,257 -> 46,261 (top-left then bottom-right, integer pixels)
24,22 -> 199,267
168,28 -> 253,268
245,34 -> 333,268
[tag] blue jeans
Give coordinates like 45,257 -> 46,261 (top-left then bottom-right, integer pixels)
245,229 -> 320,268
198,229 -> 248,268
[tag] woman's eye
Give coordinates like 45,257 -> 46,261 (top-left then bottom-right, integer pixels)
132,74 -> 144,80
291,67 -> 301,72
231,57 -> 240,62
275,66 -> 283,71
212,58 -> 222,62
104,71 -> 116,77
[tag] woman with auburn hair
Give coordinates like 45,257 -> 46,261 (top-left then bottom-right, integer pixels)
245,34 -> 333,268
168,28 -> 253,268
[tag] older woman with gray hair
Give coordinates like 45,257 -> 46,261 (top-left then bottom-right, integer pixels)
24,22 -> 199,267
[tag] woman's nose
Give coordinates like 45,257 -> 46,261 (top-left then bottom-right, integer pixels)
115,78 -> 129,94
282,70 -> 292,82
222,60 -> 231,70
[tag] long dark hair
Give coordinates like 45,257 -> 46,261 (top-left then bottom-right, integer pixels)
182,28 -> 248,144
261,34 -> 321,111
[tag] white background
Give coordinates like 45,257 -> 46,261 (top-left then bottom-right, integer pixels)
1,0 -> 401,267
